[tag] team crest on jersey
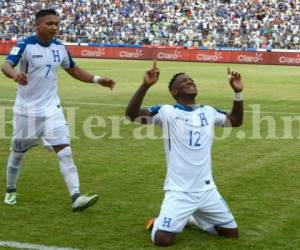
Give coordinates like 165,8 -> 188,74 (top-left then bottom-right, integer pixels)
9,47 -> 20,55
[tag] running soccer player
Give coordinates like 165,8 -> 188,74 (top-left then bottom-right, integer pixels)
125,61 -> 243,246
1,9 -> 116,211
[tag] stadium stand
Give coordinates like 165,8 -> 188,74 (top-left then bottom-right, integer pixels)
0,0 -> 299,50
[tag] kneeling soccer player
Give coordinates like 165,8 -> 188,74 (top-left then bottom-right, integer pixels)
125,61 -> 243,246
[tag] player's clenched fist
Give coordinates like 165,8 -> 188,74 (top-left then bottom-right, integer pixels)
97,77 -> 116,90
14,72 -> 28,85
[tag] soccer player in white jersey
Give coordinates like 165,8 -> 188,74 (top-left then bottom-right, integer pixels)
125,61 -> 243,246
1,9 -> 116,211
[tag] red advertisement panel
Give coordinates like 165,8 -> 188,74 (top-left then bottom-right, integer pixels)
0,43 -> 15,55
67,45 -> 107,58
272,52 -> 300,66
192,50 -> 231,63
67,46 -> 150,60
231,51 -> 269,64
0,43 -> 299,66
152,48 -> 190,61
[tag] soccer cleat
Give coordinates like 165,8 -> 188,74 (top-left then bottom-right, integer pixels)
72,194 -> 99,212
4,192 -> 17,205
145,218 -> 155,231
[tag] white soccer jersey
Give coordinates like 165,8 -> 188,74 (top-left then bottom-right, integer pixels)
148,104 -> 227,192
6,35 -> 76,116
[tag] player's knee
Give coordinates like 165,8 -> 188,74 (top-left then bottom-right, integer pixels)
56,146 -> 77,176
153,231 -> 176,247
11,139 -> 31,153
215,227 -> 239,238
56,146 -> 72,159
10,151 -> 25,165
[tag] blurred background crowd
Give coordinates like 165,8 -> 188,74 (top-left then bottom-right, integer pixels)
0,0 -> 299,50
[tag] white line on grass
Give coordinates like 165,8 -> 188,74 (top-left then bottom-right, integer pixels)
0,241 -> 80,250
0,98 -> 299,115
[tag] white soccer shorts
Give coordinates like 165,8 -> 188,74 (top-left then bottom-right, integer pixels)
11,110 -> 70,152
152,188 -> 237,237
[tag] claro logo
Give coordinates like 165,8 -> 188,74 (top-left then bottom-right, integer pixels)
279,54 -> 300,64
238,53 -> 263,63
157,50 -> 182,60
196,52 -> 222,61
81,48 -> 106,57
119,49 -> 143,58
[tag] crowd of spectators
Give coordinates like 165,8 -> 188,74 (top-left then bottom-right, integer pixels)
0,0 -> 299,50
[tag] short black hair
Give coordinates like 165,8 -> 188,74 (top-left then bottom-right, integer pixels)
36,9 -> 58,20
168,72 -> 185,91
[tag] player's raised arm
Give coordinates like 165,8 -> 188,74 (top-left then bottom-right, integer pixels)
64,66 -> 116,90
125,60 -> 160,123
225,68 -> 244,127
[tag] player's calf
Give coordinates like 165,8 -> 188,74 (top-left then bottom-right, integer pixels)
5,150 -> 26,205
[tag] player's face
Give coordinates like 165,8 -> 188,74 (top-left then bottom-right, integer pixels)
171,74 -> 198,99
36,15 -> 59,42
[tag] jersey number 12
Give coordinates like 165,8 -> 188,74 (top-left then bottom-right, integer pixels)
189,130 -> 201,147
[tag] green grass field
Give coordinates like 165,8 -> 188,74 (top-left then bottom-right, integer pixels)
0,57 -> 299,250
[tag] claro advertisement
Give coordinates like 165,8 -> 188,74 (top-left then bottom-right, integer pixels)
1,43 -> 299,66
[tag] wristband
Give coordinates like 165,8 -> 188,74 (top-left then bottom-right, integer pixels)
93,75 -> 101,83
234,92 -> 243,101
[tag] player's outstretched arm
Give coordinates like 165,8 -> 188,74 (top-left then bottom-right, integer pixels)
125,60 -> 160,123
64,66 -> 116,90
1,61 -> 27,85
225,68 -> 244,127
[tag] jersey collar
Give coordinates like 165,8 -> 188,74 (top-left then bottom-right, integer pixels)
35,35 -> 53,47
174,103 -> 197,112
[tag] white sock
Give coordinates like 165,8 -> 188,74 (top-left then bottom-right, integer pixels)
57,147 -> 80,196
7,151 -> 25,190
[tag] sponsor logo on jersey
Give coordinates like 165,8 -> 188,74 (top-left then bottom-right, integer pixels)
175,116 -> 191,123
32,55 -> 43,59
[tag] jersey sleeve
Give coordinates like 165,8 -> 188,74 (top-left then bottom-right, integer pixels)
61,47 -> 76,69
147,105 -> 162,125
212,107 -> 227,126
6,41 -> 26,66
